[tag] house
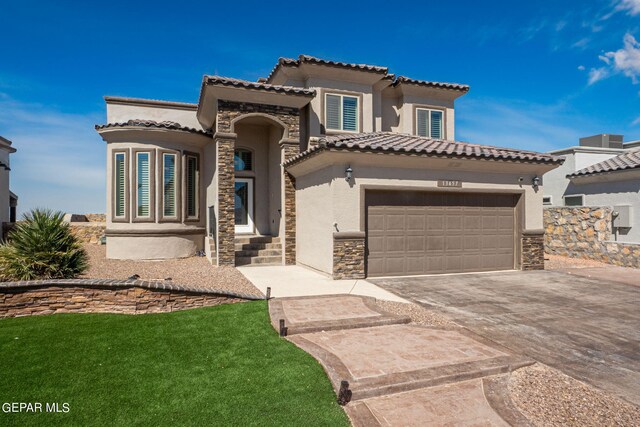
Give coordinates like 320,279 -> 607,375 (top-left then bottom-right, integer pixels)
0,136 -> 17,236
96,55 -> 563,279
544,134 -> 640,243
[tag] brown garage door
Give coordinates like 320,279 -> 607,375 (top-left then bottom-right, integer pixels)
366,191 -> 517,277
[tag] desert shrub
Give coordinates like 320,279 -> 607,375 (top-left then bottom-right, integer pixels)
0,209 -> 88,281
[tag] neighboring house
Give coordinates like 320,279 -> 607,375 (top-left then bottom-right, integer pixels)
544,134 -> 640,243
96,55 -> 563,279
0,136 -> 17,234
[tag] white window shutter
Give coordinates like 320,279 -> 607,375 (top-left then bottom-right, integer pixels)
326,94 -> 341,130
137,153 -> 150,217
163,154 -> 176,217
416,109 -> 429,137
342,96 -> 358,132
430,110 -> 443,139
186,156 -> 198,217
115,153 -> 126,217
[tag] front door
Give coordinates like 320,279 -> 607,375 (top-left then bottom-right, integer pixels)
235,178 -> 254,234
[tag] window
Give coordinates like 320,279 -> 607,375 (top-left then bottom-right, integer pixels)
114,152 -> 127,219
416,108 -> 444,139
325,93 -> 359,132
162,153 -> 177,217
543,196 -> 552,206
234,149 -> 252,171
136,152 -> 151,217
186,154 -> 199,219
564,195 -> 583,207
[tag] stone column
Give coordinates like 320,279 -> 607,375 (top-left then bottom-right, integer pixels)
333,232 -> 366,279
521,230 -> 545,270
215,132 -> 236,266
280,139 -> 299,265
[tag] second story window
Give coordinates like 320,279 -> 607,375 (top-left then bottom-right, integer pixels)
416,108 -> 444,139
325,93 -> 359,132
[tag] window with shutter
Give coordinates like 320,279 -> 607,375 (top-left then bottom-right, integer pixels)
114,152 -> 126,218
163,153 -> 176,217
186,154 -> 199,218
430,110 -> 443,139
416,108 -> 445,138
416,109 -> 429,137
325,93 -> 359,132
137,152 -> 150,217
234,149 -> 252,171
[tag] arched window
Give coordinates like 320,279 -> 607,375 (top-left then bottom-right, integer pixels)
234,148 -> 253,171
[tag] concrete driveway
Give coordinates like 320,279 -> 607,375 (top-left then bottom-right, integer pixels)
370,270 -> 640,406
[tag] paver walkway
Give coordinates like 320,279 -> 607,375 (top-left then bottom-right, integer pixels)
270,294 -> 534,426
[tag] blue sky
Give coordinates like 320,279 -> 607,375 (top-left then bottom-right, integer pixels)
1,0 -> 639,215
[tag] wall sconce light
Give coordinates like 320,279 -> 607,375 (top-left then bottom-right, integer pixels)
345,165 -> 353,182
532,176 -> 541,188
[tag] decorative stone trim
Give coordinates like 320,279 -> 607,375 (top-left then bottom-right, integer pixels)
544,207 -> 640,268
216,135 -> 236,266
282,142 -> 300,265
0,279 -> 263,319
521,230 -> 545,270
333,233 -> 365,279
217,101 -> 300,139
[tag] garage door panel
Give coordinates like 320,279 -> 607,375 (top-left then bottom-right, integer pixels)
366,191 -> 517,277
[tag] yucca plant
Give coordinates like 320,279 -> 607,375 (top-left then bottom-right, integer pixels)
0,209 -> 88,281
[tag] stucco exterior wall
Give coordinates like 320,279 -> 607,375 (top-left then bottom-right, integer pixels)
0,148 -> 11,224
106,234 -> 203,259
106,103 -> 201,129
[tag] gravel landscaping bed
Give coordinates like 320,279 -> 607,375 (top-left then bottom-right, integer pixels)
81,245 -> 262,297
509,363 -> 640,426
545,254 -> 615,270
375,300 -> 455,327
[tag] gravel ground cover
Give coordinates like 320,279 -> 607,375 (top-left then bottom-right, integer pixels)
545,254 -> 616,270
81,245 -> 262,297
509,363 -> 640,426
375,299 -> 456,327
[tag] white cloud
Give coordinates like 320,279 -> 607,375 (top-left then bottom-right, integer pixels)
577,65 -> 586,71
588,67 -> 610,84
589,33 -> 640,85
0,96 -> 105,216
632,116 -> 640,125
616,0 -> 640,16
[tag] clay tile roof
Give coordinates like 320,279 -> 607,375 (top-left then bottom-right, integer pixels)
393,76 -> 470,92
284,132 -> 563,167
95,119 -> 211,135
568,149 -> 640,178
203,75 -> 315,96
265,54 -> 388,83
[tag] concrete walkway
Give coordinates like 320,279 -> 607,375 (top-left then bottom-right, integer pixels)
270,294 -> 533,426
238,265 -> 407,302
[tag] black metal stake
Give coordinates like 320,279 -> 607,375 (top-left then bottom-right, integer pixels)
279,319 -> 287,337
337,380 -> 352,405
266,287 -> 271,300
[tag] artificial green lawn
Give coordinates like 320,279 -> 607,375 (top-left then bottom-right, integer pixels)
0,301 -> 349,426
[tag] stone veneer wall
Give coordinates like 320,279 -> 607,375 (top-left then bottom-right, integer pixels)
215,135 -> 236,266
217,101 -> 300,138
333,233 -> 366,279
544,207 -> 640,268
521,232 -> 545,270
0,279 -> 262,319
70,223 -> 106,244
281,142 -> 299,265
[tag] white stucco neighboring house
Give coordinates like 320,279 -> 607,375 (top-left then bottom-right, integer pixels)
95,55 -> 563,279
0,136 -> 17,233
544,134 -> 640,243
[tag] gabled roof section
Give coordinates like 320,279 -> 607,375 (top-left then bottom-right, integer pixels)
568,149 -> 640,178
95,119 -> 211,136
265,54 -> 388,83
393,76 -> 470,93
0,136 -> 16,153
284,132 -> 564,167
203,76 -> 315,97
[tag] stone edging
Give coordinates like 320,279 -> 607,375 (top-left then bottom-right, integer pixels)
0,278 -> 264,301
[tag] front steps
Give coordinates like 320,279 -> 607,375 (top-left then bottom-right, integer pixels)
235,235 -> 282,266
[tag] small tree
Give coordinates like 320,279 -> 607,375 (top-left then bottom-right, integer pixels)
0,209 -> 88,281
